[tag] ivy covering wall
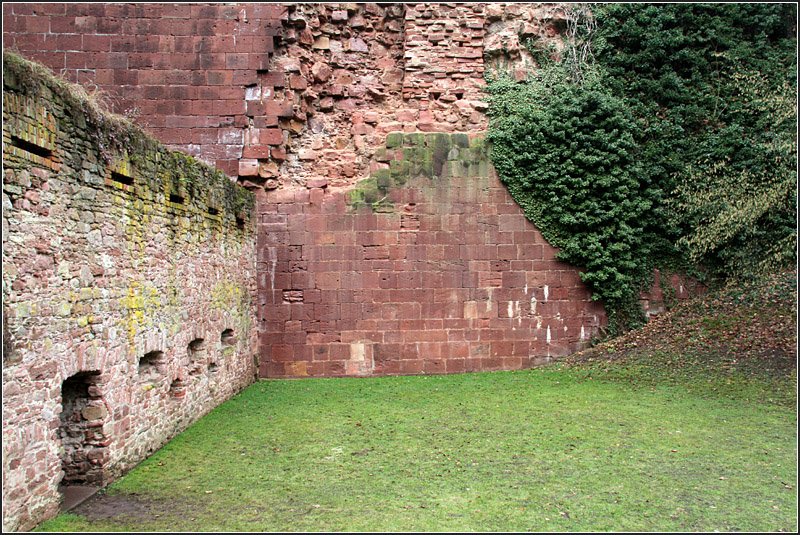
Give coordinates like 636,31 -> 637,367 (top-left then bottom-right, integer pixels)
487,3 -> 797,334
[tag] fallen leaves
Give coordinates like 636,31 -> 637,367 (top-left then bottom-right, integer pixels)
562,270 -> 796,406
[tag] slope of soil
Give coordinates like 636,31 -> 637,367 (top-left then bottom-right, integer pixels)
563,270 -> 797,406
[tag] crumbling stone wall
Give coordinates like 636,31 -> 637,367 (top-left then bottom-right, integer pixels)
254,3 -> 608,378
2,52 -> 257,532
259,3 -> 567,189
2,3 -> 569,189
3,3 -> 615,384
259,3 -> 408,188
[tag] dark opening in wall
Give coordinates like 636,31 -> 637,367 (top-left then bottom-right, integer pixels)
208,207 -> 219,216
169,378 -> 186,399
11,134 -> 53,159
169,193 -> 185,204
221,329 -> 236,346
138,350 -> 165,384
235,216 -> 245,230
3,310 -> 17,364
188,338 -> 207,376
59,371 -> 107,487
109,171 -> 133,187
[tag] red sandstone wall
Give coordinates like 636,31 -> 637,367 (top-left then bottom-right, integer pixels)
2,3 -> 568,189
258,133 -> 606,378
251,3 -> 607,378
2,2 -> 286,177
3,2 -> 612,381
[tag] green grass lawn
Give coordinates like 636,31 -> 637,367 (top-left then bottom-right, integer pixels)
37,364 -> 797,532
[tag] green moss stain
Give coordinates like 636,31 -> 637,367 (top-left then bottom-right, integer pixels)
3,49 -> 255,231
3,52 -> 260,360
211,280 -> 253,343
385,132 -> 404,149
347,132 -> 492,212
347,178 -> 390,211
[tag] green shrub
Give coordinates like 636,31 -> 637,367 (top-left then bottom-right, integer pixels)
486,3 -> 797,333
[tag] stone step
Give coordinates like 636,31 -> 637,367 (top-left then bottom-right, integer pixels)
60,485 -> 100,512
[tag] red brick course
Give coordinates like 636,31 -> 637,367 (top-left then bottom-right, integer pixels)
256,137 -> 607,378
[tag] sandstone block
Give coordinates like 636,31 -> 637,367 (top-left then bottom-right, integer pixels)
81,405 -> 107,421
238,159 -> 259,176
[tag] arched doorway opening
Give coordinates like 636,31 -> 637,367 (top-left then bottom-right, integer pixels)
59,371 -> 108,508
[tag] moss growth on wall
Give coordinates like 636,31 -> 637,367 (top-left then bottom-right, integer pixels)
3,50 -> 157,163
3,50 -> 255,225
348,132 -> 491,212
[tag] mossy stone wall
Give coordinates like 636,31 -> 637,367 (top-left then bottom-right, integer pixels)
2,52 -> 257,532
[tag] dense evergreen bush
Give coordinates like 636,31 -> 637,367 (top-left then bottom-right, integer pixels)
487,3 -> 797,334
596,3 -> 797,280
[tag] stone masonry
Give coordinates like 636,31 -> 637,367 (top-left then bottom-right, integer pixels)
2,52 -> 257,532
2,3 -> 571,188
255,3 -> 611,378
259,132 -> 605,377
2,2 -> 287,178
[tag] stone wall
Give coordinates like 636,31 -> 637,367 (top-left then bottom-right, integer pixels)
2,2 -> 287,178
1,3 -> 570,189
3,3 -> 622,380
254,3 -> 610,379
2,52 -> 257,532
259,132 -> 605,378
259,3 -> 567,189
1,3 -> 696,370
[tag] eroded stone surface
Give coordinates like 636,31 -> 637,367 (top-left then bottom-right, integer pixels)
2,55 -> 257,532
2,3 -> 568,189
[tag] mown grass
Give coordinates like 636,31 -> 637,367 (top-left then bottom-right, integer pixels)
36,272 -> 797,532
36,363 -> 796,532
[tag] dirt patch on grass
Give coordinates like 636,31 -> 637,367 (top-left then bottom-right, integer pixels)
72,491 -> 204,524
561,270 -> 797,406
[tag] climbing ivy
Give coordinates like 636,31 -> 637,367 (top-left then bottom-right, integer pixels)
486,3 -> 797,334
595,3 -> 797,282
487,70 -> 653,334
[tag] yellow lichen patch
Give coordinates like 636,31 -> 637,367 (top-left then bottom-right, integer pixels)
110,153 -> 132,177
119,281 -> 162,351
210,280 -> 247,311
210,280 -> 253,341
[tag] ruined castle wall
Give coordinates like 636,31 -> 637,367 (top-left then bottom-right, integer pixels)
255,4 -> 609,378
2,2 -> 287,178
1,3 -> 569,189
259,132 -> 605,378
3,2 -> 612,381
2,53 -> 257,532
